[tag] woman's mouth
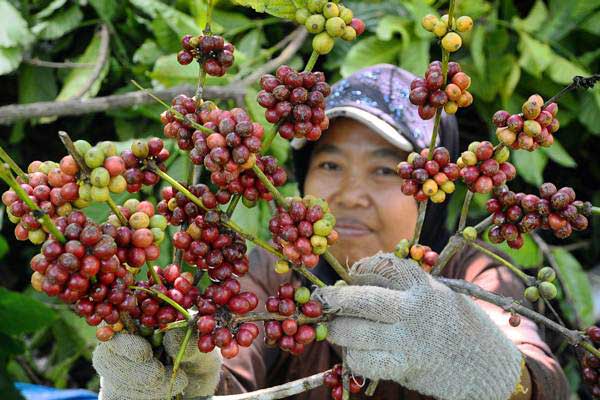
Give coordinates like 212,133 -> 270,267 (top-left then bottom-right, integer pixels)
335,218 -> 372,237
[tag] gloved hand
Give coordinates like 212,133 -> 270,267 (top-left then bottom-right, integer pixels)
314,252 -> 524,400
92,329 -> 221,400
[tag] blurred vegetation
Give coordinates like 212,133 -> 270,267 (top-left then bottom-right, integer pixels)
0,0 -> 599,398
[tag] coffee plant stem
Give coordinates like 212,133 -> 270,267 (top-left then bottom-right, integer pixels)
58,131 -> 91,177
173,160 -> 198,267
259,122 -> 282,154
231,311 -> 330,325
297,265 -> 327,288
304,51 -> 319,73
160,320 -> 188,332
323,251 -> 352,284
0,163 -> 66,243
152,167 -> 210,212
0,145 -> 28,182
438,277 -> 594,353
544,74 -> 600,107
411,201 -> 428,245
147,261 -> 162,287
104,196 -> 127,225
170,326 -> 193,397
130,286 -> 191,320
466,241 -> 536,286
457,191 -> 473,231
251,164 -> 287,206
365,380 -> 379,396
226,194 -> 241,217
131,80 -> 214,135
204,0 -> 215,34
204,370 -> 329,400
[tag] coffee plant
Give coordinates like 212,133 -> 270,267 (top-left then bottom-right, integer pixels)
0,0 -> 599,399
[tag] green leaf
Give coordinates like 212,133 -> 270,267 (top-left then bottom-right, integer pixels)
517,32 -> 553,78
540,140 -> 576,168
470,25 -> 486,76
0,0 -> 34,47
511,0 -> 548,33
0,333 -> 24,359
399,38 -> 429,76
500,62 -> 520,103
579,88 -> 600,135
486,233 -> 542,268
0,235 -> 7,259
0,288 -> 57,335
511,149 -> 547,186
89,0 -> 117,21
237,29 -> 266,60
133,40 -> 163,65
0,47 -> 22,76
150,53 -> 198,86
55,31 -> 109,101
546,55 -> 589,85
151,14 -> 181,53
376,15 -> 410,42
32,5 -> 83,40
552,247 -> 595,327
34,0 -> 68,19
580,10 -> 600,35
129,0 -> 202,37
18,65 -> 57,104
341,36 -> 402,77
232,0 -> 297,19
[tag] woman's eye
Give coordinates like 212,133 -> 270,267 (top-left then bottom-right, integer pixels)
374,166 -> 397,176
318,161 -> 340,171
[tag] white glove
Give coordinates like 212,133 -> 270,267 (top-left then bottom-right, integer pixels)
314,252 -> 524,400
92,330 -> 221,400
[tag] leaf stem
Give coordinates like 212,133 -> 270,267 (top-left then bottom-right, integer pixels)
303,51 -> 319,73
0,145 -> 27,182
169,326 -> 193,398
106,196 -> 128,226
58,131 -> 91,177
411,201 -> 428,245
146,261 -> 162,286
322,251 -> 351,284
251,164 -> 286,206
226,194 -> 241,217
130,286 -> 191,320
457,190 -> 473,231
152,167 -> 209,212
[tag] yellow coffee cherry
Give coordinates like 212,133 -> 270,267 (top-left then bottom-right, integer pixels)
432,21 -> 448,37
442,32 -> 462,52
341,26 -> 357,41
440,180 -> 456,194
421,14 -> 439,31
430,190 -> 446,203
423,179 -> 438,196
461,150 -> 478,166
444,101 -> 458,114
440,14 -> 455,29
456,16 -> 473,32
275,260 -> 290,274
31,272 -> 44,292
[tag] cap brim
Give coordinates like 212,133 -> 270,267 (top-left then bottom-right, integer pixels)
291,106 -> 414,152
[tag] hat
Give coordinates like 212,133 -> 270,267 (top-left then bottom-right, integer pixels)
291,64 -> 438,152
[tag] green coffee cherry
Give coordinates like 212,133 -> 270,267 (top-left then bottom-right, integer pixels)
294,287 -> 311,304
138,325 -> 154,337
394,239 -> 410,258
90,167 -> 110,187
313,219 -> 333,236
538,282 -> 557,300
339,7 -> 353,24
315,323 -> 328,341
79,183 -> 92,201
462,226 -> 477,241
305,14 -> 326,33
524,286 -> 540,302
493,146 -> 510,163
28,229 -> 46,245
341,26 -> 357,41
323,212 -> 336,226
108,175 -> 127,193
74,140 -> 92,157
310,235 -> 328,254
73,198 -> 90,209
123,198 -> 140,213
98,141 -> 117,157
151,228 -> 165,244
467,141 -> 480,153
151,331 -> 164,347
537,267 -> 556,283
307,0 -> 327,13
91,186 -> 110,202
326,16 -> 346,37
323,2 -> 339,18
131,140 -> 149,159
85,147 -> 105,169
150,214 -> 168,230
295,8 -> 310,24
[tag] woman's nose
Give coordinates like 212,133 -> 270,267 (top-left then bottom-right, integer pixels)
333,174 -> 370,209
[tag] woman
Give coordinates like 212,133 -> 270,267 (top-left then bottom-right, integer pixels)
93,65 -> 569,400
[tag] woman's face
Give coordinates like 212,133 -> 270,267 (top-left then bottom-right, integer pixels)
304,117 -> 418,267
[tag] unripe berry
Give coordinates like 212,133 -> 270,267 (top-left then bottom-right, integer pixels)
305,14 -> 326,33
295,8 -> 310,24
432,21 -> 448,37
462,227 -> 477,241
537,267 -> 556,283
524,286 -> 540,302
441,32 -> 462,52
421,14 -> 438,31
455,16 -> 473,32
538,282 -> 557,300
341,26 -> 357,41
326,17 -> 346,37
323,2 -> 339,18
312,32 -> 335,55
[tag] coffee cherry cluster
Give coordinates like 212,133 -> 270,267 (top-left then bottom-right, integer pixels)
410,61 -> 473,119
3,161 -> 81,244
134,264 -> 200,330
397,147 -> 459,203
394,239 -> 439,273
523,266 -> 558,303
29,211 -> 138,341
458,141 -> 516,194
160,94 -> 201,151
177,34 -> 235,77
269,196 -> 338,268
228,155 -> 288,206
536,183 -> 590,239
157,184 -> 220,226
421,14 -> 473,53
323,364 -> 365,399
493,95 -> 560,151
258,65 -> 330,141
104,199 -> 167,268
71,140 -> 126,204
120,138 -> 169,193
486,187 -> 538,249
582,327 -> 600,398
295,1 -> 365,55
264,283 -> 327,355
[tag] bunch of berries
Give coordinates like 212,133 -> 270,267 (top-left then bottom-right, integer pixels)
3,161 -> 80,244
493,95 -> 559,151
323,364 -> 365,399
523,266 -> 558,303
421,14 -> 473,53
161,94 -> 201,151
29,211 -> 138,341
458,141 -> 516,194
104,200 -> 167,268
258,65 -> 330,141
120,138 -> 169,193
264,283 -> 327,355
295,1 -> 365,54
582,327 -> 600,398
487,187 -> 539,249
157,184 -> 220,227
269,196 -> 338,268
397,147 -> 459,203
134,265 -> 200,329
171,210 -> 250,279
536,183 -> 590,238
394,239 -> 439,273
177,34 -> 235,76
409,61 -> 473,119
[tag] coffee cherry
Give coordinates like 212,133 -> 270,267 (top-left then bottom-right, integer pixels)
313,32 -> 335,54
441,32 -> 462,52
508,313 -> 521,327
537,267 -> 556,283
462,226 -> 477,241
524,286 -> 540,302
538,281 -> 557,300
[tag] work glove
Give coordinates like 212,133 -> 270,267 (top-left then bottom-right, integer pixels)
92,329 -> 221,400
314,252 -> 524,400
